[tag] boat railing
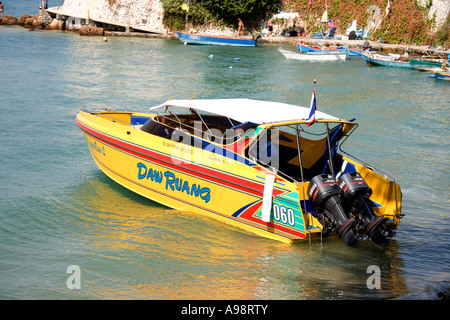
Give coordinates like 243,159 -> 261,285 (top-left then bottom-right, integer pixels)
337,123 -> 395,180
90,110 -> 136,127
154,113 -> 243,144
337,125 -> 402,217
248,149 -> 299,184
340,148 -> 402,219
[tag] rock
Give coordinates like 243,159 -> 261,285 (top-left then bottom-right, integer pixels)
23,17 -> 35,28
45,18 -> 64,30
0,15 -> 18,25
18,14 -> 45,29
79,26 -> 104,36
32,18 -> 45,30
17,14 -> 33,26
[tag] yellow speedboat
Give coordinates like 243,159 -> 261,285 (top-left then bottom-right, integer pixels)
76,98 -> 403,246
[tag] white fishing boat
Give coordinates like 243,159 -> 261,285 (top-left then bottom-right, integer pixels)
279,48 -> 347,61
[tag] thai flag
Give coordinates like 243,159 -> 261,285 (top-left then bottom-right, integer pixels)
306,89 -> 316,126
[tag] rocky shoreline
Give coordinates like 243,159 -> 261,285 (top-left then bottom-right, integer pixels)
0,12 -> 63,31
1,11 -> 448,58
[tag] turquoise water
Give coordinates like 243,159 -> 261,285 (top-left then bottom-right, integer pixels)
0,0 -> 40,18
1,22 -> 449,300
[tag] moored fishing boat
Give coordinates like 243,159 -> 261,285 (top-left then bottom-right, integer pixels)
176,31 -> 257,47
296,42 -> 363,57
410,56 -> 446,71
76,94 -> 403,246
279,48 -> 347,61
429,70 -> 450,80
361,51 -> 413,68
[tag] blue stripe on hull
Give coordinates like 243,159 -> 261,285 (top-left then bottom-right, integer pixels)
177,32 -> 256,47
362,55 -> 413,68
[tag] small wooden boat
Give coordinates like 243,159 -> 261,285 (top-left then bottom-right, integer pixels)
361,52 -> 413,68
410,56 -> 448,71
296,42 -> 363,57
429,70 -> 450,80
279,48 -> 347,61
76,97 -> 402,246
410,56 -> 445,66
176,31 -> 256,47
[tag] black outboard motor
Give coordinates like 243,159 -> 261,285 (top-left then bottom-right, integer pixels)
338,172 -> 387,244
308,174 -> 358,246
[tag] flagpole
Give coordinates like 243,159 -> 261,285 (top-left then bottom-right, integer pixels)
319,77 -> 336,178
313,78 -> 316,110
306,79 -> 317,126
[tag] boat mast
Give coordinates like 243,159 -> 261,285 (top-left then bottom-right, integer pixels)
295,124 -> 309,228
325,122 -> 336,178
295,125 -> 305,184
313,79 -> 336,179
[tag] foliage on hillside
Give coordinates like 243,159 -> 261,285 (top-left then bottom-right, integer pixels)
160,0 -> 449,46
286,0 -> 445,46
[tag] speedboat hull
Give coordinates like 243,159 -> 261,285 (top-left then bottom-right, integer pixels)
76,111 -> 307,242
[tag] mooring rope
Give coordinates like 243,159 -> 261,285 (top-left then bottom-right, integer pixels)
0,110 -> 77,137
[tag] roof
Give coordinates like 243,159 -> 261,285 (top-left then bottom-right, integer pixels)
150,99 -> 341,125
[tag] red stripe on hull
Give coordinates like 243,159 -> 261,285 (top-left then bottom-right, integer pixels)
236,201 -> 306,239
77,119 -> 285,198
77,117 -> 303,241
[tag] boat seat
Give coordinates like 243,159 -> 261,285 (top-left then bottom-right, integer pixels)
130,115 -> 151,126
298,124 -> 344,180
335,160 -> 357,179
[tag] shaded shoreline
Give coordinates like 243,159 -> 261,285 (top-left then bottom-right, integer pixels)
1,12 -> 448,57
104,30 -> 449,57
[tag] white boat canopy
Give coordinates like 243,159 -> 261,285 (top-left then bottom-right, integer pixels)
273,12 -> 299,20
151,99 -> 341,125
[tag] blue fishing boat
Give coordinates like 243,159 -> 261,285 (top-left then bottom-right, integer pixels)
176,31 -> 256,47
296,42 -> 362,57
360,52 -> 413,68
429,70 -> 450,81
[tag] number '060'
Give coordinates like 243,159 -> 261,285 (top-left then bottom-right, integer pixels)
272,204 -> 295,226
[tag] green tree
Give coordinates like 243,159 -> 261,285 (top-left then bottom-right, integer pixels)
161,0 -> 280,30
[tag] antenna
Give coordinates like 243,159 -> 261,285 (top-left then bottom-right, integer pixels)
313,79 -> 317,109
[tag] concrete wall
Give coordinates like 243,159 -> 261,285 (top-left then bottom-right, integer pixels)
58,0 -> 165,30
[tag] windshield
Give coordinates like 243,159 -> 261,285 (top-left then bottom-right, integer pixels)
246,122 -> 346,182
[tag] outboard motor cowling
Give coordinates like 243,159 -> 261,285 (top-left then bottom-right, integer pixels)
338,172 -> 387,244
308,174 -> 358,246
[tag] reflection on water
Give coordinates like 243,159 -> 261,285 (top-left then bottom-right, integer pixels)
44,174 -> 408,299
